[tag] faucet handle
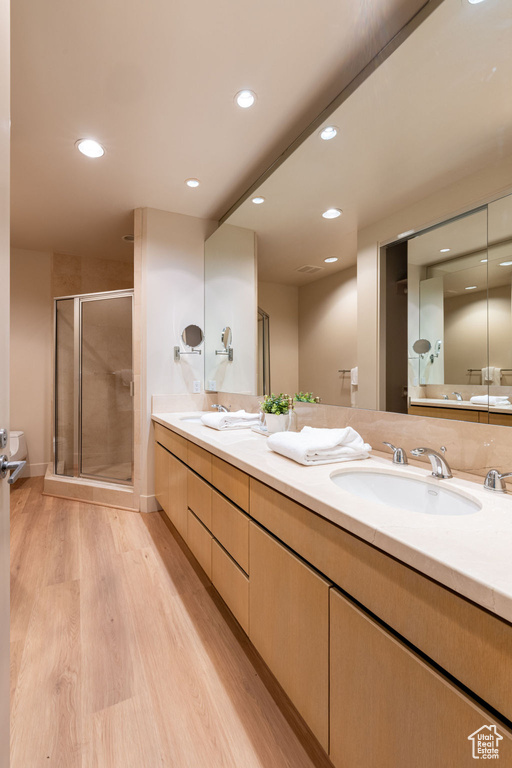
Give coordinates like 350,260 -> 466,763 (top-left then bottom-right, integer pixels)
483,469 -> 512,493
383,442 -> 408,465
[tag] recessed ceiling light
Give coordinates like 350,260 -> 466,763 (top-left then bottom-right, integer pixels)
324,257 -> 338,263
480,258 -> 488,263
467,0 -> 486,4
235,90 -> 256,108
499,261 -> 512,266
440,248 -> 450,253
465,286 -> 477,290
322,208 -> 342,219
252,196 -> 265,204
185,178 -> 200,188
319,126 -> 338,141
122,234 -> 134,243
76,138 -> 105,158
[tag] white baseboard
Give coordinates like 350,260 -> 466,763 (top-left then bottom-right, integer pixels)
23,461 -> 48,478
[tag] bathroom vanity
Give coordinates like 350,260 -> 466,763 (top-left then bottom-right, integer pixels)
152,412 -> 512,768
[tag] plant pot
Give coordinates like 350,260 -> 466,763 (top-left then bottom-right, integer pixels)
264,412 -> 291,434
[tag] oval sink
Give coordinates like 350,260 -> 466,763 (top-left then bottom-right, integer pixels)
330,470 -> 481,516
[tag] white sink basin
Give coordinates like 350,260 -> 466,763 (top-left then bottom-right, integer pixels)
330,470 -> 481,516
180,413 -> 208,423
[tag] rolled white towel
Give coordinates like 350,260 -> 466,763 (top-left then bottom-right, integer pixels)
201,409 -> 261,430
268,426 -> 371,466
470,395 -> 511,406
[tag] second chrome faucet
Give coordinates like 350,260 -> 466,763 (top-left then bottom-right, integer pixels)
410,446 -> 452,479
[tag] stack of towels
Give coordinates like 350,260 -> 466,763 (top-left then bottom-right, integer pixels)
470,395 -> 511,407
201,410 -> 261,430
268,426 -> 371,466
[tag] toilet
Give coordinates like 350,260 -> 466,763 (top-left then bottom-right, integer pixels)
9,431 -> 27,462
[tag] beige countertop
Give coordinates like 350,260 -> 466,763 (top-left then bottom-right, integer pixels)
152,411 -> 512,624
411,397 -> 512,414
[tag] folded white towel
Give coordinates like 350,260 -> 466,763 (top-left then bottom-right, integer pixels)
470,395 -> 511,406
351,367 -> 358,386
268,426 -> 371,466
201,410 -> 261,430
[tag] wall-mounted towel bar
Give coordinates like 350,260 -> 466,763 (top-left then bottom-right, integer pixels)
338,369 -> 351,374
467,368 -> 512,373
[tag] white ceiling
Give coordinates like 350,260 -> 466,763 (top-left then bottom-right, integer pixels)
10,0 -> 426,261
227,0 -> 512,285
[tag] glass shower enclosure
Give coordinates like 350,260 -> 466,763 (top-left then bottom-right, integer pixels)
54,290 -> 134,484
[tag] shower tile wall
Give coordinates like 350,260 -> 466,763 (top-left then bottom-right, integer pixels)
52,252 -> 133,297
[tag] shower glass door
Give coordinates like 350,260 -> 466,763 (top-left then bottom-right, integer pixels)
54,290 -> 134,485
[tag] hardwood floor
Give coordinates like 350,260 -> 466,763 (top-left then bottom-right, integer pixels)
10,478 -> 331,768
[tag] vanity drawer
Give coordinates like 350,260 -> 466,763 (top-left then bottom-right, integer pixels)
154,442 -> 170,513
211,490 -> 249,573
211,455 -> 249,512
187,442 -> 212,482
187,471 -> 212,529
250,478 -> 512,721
211,540 -> 249,635
154,422 -> 188,463
249,522 -> 329,750
187,510 -> 212,580
330,588 -> 512,768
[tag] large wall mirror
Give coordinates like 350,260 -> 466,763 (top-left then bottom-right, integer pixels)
204,0 -> 512,425
407,195 -> 512,426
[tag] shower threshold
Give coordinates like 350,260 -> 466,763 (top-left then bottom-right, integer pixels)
43,465 -> 137,510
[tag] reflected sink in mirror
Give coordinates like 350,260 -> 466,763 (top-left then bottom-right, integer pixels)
330,470 -> 480,516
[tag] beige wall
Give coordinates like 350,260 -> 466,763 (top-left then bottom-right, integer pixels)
0,0 -> 9,756
10,249 -> 53,476
258,281 -> 299,396
357,155 -> 512,410
444,284 -> 512,385
10,248 -> 135,478
298,266 -> 357,406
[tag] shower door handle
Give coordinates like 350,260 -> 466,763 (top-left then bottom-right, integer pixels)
129,381 -> 135,397
0,455 -> 27,484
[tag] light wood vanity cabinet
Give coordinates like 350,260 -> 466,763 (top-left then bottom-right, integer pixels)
154,422 -> 512,768
330,589 -> 512,767
249,522 -> 330,750
166,453 -> 188,540
187,509 -> 212,579
154,441 -> 170,514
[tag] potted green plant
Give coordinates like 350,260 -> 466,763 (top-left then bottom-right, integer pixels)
260,393 -> 292,433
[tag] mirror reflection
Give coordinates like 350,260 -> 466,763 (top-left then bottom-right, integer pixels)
204,0 -> 512,425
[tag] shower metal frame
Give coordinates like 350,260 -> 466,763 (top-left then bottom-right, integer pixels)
53,289 -> 135,485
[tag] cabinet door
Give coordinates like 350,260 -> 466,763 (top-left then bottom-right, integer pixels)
249,522 -> 329,750
154,442 -> 170,513
330,589 -> 512,768
166,453 -> 188,541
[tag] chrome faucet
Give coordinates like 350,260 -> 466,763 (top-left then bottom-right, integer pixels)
483,469 -> 512,493
452,392 -> 463,401
382,442 -> 408,465
441,394 -> 449,400
211,403 -> 229,413
411,446 -> 453,479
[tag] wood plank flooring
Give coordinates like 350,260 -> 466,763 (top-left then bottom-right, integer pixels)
10,478 -> 331,768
